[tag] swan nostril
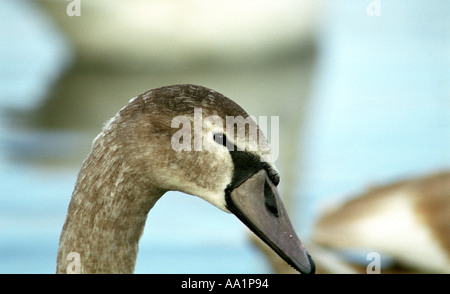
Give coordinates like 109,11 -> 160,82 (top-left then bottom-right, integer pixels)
264,181 -> 279,217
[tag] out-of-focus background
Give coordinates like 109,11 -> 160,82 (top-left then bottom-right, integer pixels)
1,0 -> 449,273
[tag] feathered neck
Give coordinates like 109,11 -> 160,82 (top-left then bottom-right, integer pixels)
56,128 -> 165,273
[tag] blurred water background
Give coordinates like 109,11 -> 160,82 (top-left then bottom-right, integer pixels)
0,0 -> 449,273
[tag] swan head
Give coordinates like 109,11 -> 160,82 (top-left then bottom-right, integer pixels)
101,84 -> 314,274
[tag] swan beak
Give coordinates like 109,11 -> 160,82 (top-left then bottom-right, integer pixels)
226,169 -> 315,274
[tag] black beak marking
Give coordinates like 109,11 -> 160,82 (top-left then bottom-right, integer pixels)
224,146 -> 314,274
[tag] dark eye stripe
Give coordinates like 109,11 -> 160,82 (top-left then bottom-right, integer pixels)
213,133 -> 279,187
227,149 -> 279,190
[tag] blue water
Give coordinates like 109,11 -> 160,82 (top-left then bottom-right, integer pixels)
294,0 -> 450,237
1,0 -> 449,273
0,1 -> 268,273
0,0 -> 72,111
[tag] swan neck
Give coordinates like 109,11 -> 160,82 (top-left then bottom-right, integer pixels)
56,139 -> 164,273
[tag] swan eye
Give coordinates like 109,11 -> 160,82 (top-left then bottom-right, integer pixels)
213,133 -> 227,146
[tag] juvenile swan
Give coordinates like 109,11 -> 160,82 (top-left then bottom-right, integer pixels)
56,84 -> 314,274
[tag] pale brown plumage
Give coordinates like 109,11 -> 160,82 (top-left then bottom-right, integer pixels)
56,84 -> 314,274
313,172 -> 450,273
56,85 -> 255,273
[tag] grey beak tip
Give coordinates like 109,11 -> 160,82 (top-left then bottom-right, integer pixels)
288,250 -> 315,274
304,251 -> 316,274
226,169 -> 316,275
